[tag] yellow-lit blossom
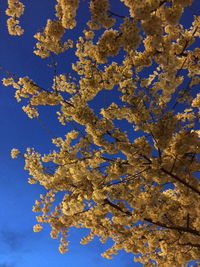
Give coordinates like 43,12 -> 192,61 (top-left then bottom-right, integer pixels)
33,224 -> 43,232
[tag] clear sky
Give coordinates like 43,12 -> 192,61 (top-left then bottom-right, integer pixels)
0,0 -> 199,267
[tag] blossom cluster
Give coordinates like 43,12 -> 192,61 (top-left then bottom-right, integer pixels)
6,0 -> 24,35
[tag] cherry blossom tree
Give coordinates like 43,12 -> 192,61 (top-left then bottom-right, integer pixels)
2,0 -> 200,266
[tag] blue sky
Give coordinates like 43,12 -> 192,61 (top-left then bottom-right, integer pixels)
0,1 -> 142,266
0,0 -> 199,266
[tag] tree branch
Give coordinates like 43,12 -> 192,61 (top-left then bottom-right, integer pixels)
160,167 -> 200,196
103,168 -> 149,187
104,199 -> 200,237
107,10 -> 126,19
144,217 -> 200,236
150,0 -> 169,13
104,199 -> 131,216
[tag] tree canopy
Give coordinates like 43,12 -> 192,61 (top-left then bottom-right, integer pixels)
2,0 -> 200,266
